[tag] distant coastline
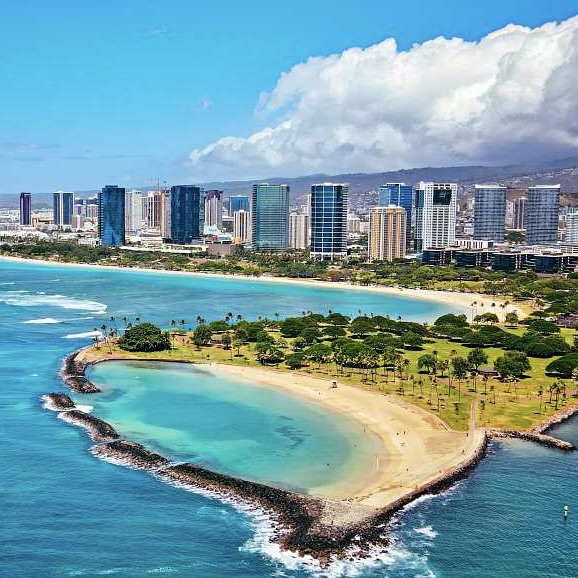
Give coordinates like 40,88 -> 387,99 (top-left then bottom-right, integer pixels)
0,254 -> 529,319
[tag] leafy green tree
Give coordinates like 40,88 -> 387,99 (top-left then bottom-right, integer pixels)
349,316 -> 375,338
417,353 -> 438,374
192,324 -> 212,348
208,320 -> 229,332
545,353 -> 578,378
467,348 -> 488,370
326,312 -> 351,326
285,353 -> 306,370
300,326 -> 322,344
505,311 -> 519,326
304,343 -> 333,367
255,341 -> 285,365
494,351 -> 531,379
525,318 -> 560,335
221,331 -> 232,350
279,317 -> 307,338
433,313 -> 469,327
118,322 -> 171,352
401,331 -> 424,350
323,326 -> 346,340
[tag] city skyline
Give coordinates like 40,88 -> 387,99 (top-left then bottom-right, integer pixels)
0,1 -> 577,193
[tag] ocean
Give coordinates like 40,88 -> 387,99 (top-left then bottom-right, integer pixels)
1,259 -> 577,578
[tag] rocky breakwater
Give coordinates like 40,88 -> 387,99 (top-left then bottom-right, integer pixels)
158,463 -> 390,564
93,440 -> 171,470
43,392 -> 76,411
59,410 -> 120,442
489,429 -> 575,451
60,352 -> 100,393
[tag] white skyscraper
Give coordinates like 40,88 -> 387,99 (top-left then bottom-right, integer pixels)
233,209 -> 251,244
289,212 -> 310,249
414,182 -> 457,251
125,189 -> 143,236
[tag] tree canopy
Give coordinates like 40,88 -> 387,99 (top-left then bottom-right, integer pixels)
118,323 -> 171,352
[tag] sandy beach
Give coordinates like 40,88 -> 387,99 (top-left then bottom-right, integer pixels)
0,254 -> 529,319
213,363 -> 485,513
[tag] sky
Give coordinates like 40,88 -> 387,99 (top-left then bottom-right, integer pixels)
1,0 -> 577,194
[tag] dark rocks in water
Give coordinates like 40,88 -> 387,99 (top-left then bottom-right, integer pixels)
159,463 -> 388,563
490,429 -> 575,451
45,392 -> 75,410
60,409 -> 119,442
60,353 -> 101,393
93,440 -> 171,470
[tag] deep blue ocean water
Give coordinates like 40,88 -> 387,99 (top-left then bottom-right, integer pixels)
2,259 -> 578,577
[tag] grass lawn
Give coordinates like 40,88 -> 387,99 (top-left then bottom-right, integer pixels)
90,326 -> 578,433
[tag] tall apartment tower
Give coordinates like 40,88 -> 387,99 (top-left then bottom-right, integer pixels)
526,185 -> 560,245
251,183 -> 290,250
473,185 -> 507,242
229,195 -> 250,215
513,197 -> 527,230
310,183 -> 348,259
170,185 -> 204,244
19,192 -> 31,226
53,191 -> 74,228
414,182 -> 457,252
378,183 -> 413,248
98,185 -> 126,246
565,209 -> 578,245
368,206 -> 407,262
289,212 -> 310,250
125,189 -> 143,236
204,190 -> 223,229
233,209 -> 251,244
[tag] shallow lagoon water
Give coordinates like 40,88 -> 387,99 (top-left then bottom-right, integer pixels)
1,258 -> 578,577
87,360 -> 383,496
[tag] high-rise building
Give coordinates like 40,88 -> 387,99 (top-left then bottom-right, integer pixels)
368,206 -> 407,262
170,185 -> 204,244
73,197 -> 85,217
513,197 -> 527,230
378,183 -> 413,248
125,190 -> 143,236
98,185 -> 126,246
204,190 -> 223,229
143,190 -> 171,237
251,183 -> 290,250
19,192 -> 31,226
310,183 -> 348,259
414,182 -> 457,252
229,195 -> 250,215
289,212 -> 310,249
233,210 -> 251,244
86,197 -> 98,221
526,185 -> 560,245
53,191 -> 74,227
565,209 -> 578,245
473,185 -> 507,242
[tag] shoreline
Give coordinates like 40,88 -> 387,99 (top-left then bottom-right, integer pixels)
0,254 -> 529,319
45,347 -> 576,562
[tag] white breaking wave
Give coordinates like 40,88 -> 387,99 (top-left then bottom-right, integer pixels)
62,330 -> 103,340
22,317 -> 61,324
0,291 -> 107,314
415,525 -> 438,539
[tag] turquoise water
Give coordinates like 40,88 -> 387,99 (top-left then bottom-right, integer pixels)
1,258 -> 578,577
86,360 -> 382,496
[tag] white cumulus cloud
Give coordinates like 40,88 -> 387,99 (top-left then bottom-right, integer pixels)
189,16 -> 578,179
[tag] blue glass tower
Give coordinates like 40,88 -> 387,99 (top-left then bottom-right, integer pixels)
53,191 -> 74,227
252,184 -> 289,250
310,183 -> 348,259
170,185 -> 204,244
378,183 -> 413,248
229,195 -> 250,215
98,185 -> 126,246
19,192 -> 31,226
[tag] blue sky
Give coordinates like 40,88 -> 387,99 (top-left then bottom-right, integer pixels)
1,0 -> 577,194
